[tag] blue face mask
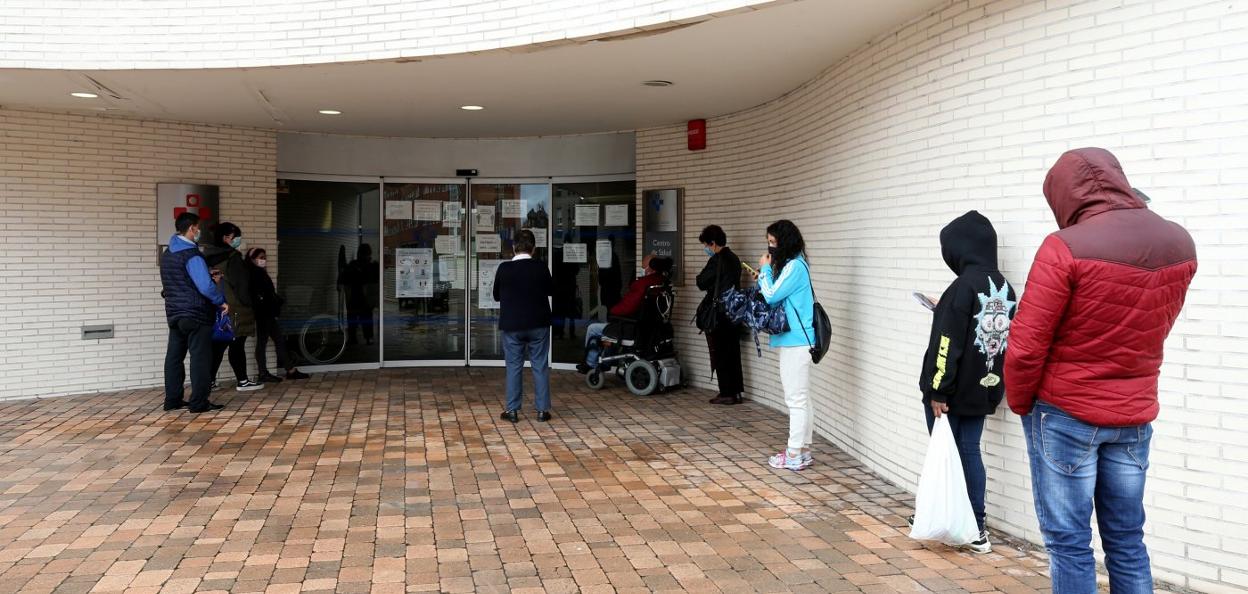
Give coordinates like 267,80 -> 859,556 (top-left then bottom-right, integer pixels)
704,246 -> 714,257
230,237 -> 242,249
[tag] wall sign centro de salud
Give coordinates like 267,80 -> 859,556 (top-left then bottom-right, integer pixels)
157,183 -> 219,245
643,188 -> 683,284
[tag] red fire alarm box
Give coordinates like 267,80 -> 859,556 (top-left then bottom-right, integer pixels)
687,119 -> 706,151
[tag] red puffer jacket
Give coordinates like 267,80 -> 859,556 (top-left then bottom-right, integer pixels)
1005,148 -> 1197,426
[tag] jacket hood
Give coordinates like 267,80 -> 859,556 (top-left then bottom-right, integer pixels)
940,210 -> 998,275
1043,147 -> 1145,229
168,234 -> 199,253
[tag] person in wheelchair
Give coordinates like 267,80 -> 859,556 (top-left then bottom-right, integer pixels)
577,254 -> 673,374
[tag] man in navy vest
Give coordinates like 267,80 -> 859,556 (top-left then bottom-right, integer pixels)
161,212 -> 229,413
493,229 -> 555,423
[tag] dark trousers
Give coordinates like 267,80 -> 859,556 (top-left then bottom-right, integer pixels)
254,316 -> 290,375
164,318 -> 213,409
706,323 -> 744,396
347,304 -> 374,344
212,336 -> 250,382
924,406 -> 988,532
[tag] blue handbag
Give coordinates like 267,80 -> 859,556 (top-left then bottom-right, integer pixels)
720,286 -> 789,356
212,310 -> 235,342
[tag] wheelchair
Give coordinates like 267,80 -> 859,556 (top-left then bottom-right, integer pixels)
584,279 -> 683,396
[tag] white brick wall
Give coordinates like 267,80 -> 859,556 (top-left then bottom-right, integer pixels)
0,0 -> 781,69
0,108 -> 277,401
636,0 -> 1248,590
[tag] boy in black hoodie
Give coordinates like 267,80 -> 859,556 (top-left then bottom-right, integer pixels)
917,210 -> 1017,554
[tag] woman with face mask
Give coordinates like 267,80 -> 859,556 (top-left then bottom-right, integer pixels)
246,248 -> 310,384
757,220 -> 817,471
695,225 -> 744,405
204,222 -> 263,391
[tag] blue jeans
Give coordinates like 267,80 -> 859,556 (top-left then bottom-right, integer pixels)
503,327 -> 551,413
1022,402 -> 1153,594
584,322 -> 607,367
923,406 -> 987,532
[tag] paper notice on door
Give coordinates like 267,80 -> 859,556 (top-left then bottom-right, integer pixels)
443,256 -> 465,289
605,204 -> 629,227
476,205 -> 495,231
501,199 -> 523,219
528,227 -> 547,248
574,205 -> 600,226
596,239 -> 613,268
563,242 -> 587,263
443,201 -> 462,225
396,248 -> 433,298
478,259 -> 503,309
476,234 -> 502,253
434,235 -> 459,255
385,200 -> 412,220
413,201 -> 441,221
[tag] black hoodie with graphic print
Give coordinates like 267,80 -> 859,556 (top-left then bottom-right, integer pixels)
919,211 -> 1018,417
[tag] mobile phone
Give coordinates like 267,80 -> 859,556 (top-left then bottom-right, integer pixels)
741,261 -> 757,275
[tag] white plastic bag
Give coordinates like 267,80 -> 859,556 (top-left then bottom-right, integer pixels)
909,416 -> 979,545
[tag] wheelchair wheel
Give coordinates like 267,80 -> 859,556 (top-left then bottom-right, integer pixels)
586,370 -> 607,390
624,360 -> 659,396
300,314 -> 347,365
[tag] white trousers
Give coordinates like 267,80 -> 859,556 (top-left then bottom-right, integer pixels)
778,347 -> 814,450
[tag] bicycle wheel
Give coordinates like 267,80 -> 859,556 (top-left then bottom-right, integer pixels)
300,314 -> 347,365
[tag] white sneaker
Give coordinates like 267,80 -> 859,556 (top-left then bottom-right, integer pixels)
963,530 -> 991,554
236,380 -> 263,391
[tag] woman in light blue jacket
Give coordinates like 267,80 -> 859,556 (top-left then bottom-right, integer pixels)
757,219 -> 816,471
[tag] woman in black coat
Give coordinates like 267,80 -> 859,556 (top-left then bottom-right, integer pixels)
696,225 -> 745,405
245,248 -> 309,383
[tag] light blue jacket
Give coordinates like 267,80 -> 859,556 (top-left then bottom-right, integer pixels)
759,256 -> 815,348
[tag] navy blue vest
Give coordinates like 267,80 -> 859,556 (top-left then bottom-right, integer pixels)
161,246 -> 214,325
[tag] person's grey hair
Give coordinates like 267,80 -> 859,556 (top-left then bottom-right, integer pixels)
514,229 -> 536,254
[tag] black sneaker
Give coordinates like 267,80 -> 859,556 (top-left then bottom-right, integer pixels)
285,370 -> 310,380
236,380 -> 263,392
210,381 -> 219,391
964,530 -> 991,554
259,372 -> 284,384
575,363 -> 592,375
188,402 -> 225,413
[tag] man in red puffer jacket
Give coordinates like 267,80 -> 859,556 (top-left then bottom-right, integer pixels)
1006,148 -> 1196,594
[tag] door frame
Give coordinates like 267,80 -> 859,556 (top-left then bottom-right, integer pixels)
278,173 -> 636,372
379,177 -> 471,368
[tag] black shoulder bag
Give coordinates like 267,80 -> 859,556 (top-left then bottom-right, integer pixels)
797,260 -> 832,364
694,256 -> 723,334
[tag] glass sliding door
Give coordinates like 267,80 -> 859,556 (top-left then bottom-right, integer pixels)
276,178 -> 381,367
467,181 -> 552,364
381,181 -> 468,364
550,179 -> 637,365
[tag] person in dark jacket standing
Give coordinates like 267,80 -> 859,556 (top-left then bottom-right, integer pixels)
916,210 -> 1017,555
161,212 -> 228,413
204,222 -> 263,391
696,225 -> 744,405
1006,148 -> 1196,594
245,248 -> 310,383
493,230 -> 555,423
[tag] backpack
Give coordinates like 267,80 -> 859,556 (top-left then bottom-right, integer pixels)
797,261 -> 831,364
719,286 -> 788,356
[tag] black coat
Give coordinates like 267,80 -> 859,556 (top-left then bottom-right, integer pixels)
919,211 -> 1018,417
493,257 -> 554,331
696,247 -> 743,319
247,263 -> 284,320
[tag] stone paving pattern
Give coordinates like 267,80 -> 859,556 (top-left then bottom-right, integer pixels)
0,368 -> 1062,593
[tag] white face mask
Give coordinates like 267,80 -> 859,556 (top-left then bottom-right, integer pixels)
255,259 -> 267,269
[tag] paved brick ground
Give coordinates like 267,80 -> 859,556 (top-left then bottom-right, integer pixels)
0,368 -> 1061,593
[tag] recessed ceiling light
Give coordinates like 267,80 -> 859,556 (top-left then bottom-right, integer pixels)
70,92 -> 98,98
641,80 -> 673,87
460,105 -> 485,111
318,109 -> 342,115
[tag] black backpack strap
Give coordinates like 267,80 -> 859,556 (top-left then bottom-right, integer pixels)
795,259 -> 816,348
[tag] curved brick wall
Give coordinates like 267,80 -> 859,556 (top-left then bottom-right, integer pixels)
0,0 -> 777,69
638,0 -> 1248,590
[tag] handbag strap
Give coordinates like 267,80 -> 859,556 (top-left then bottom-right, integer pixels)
709,252 -> 724,304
